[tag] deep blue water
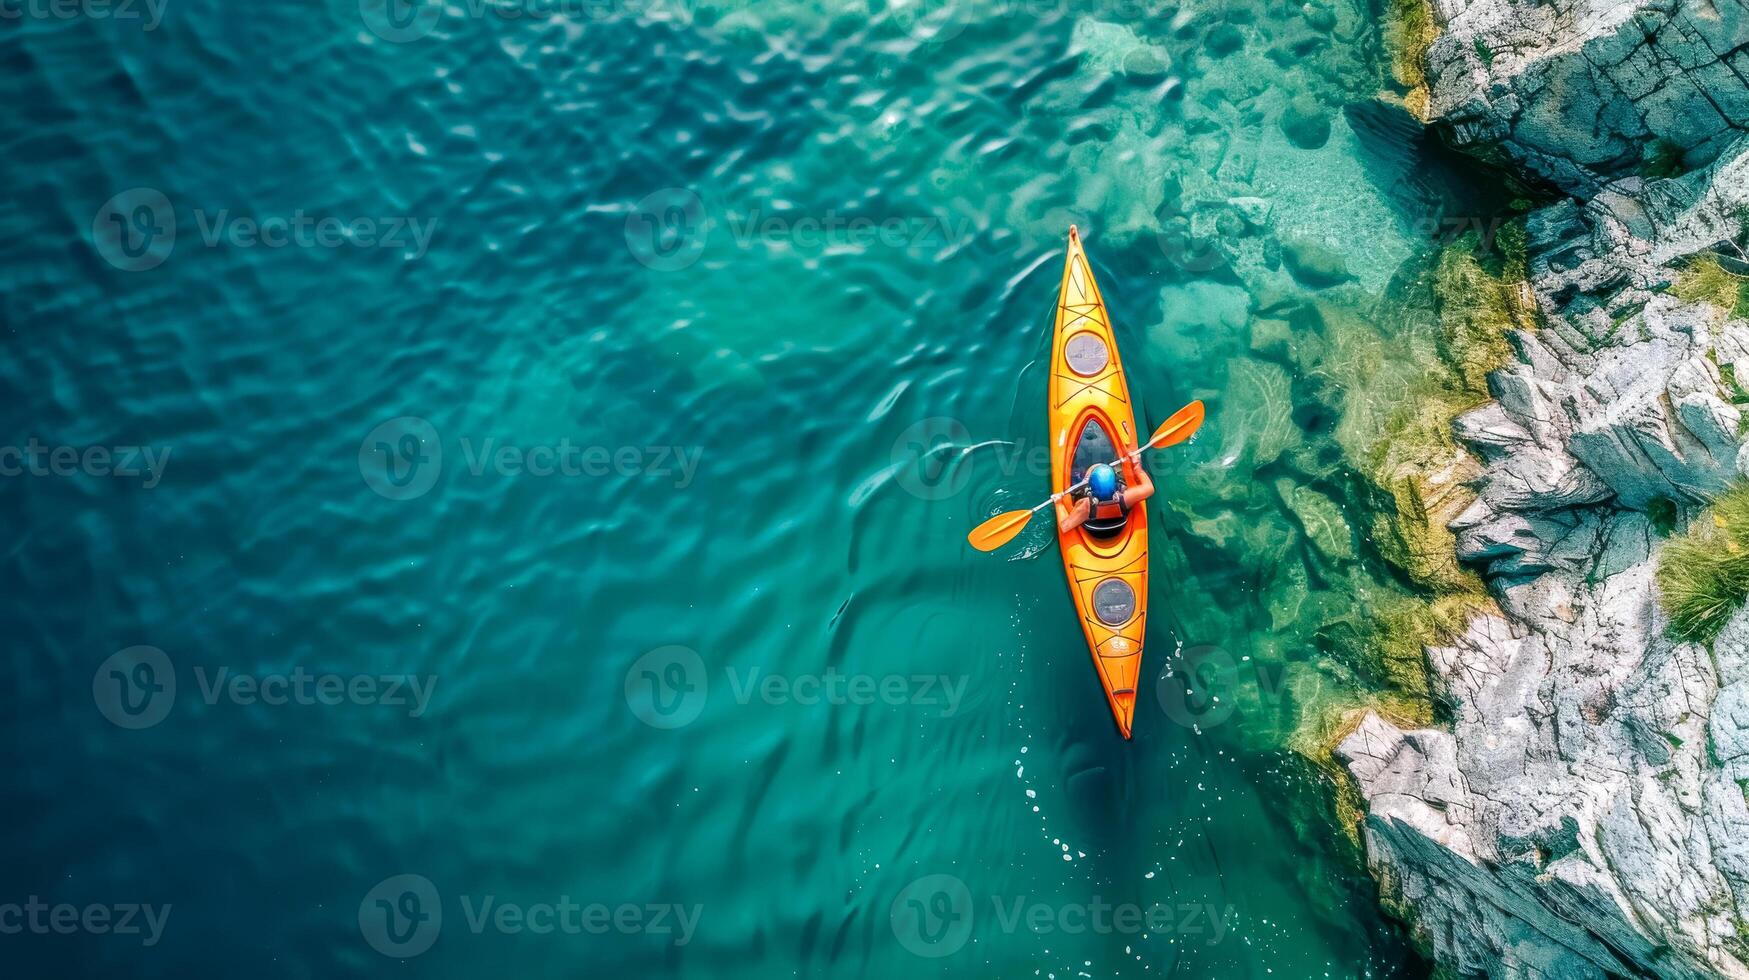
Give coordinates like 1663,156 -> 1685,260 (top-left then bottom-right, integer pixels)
1,1 -> 1438,977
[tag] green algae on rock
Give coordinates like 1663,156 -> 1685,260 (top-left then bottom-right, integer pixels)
1362,230 -> 1531,596
1166,232 -> 1524,769
1430,228 -> 1531,393
1382,0 -> 1437,116
1282,231 -> 1535,759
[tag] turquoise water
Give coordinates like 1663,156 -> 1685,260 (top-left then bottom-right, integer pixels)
0,1 -> 1457,976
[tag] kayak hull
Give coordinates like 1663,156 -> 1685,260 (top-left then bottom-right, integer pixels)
1049,228 -> 1147,739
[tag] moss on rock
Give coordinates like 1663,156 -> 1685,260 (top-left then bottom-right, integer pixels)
1431,230 -> 1530,395
1285,231 -> 1524,769
1671,254 -> 1749,321
1657,481 -> 1749,644
1365,230 -> 1529,596
1383,0 -> 1438,118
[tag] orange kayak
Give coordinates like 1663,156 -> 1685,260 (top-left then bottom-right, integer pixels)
1049,227 -> 1148,739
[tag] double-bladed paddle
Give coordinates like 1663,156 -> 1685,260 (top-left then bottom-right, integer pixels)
966,399 -> 1205,553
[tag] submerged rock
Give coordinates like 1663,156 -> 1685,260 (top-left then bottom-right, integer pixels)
1281,236 -> 1355,287
1277,479 -> 1356,561
1280,93 -> 1334,150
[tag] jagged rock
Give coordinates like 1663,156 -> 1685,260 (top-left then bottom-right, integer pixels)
1421,0 -> 1749,197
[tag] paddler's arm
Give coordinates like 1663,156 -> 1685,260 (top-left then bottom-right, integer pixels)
1056,496 -> 1090,533
1122,466 -> 1155,508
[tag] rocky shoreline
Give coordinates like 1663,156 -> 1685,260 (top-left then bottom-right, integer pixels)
1337,1 -> 1749,977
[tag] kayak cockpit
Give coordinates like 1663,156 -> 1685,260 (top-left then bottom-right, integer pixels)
1070,416 -> 1130,539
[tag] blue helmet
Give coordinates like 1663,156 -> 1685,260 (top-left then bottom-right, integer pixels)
1088,464 -> 1118,500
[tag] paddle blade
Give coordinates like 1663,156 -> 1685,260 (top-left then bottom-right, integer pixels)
968,509 -> 1035,552
1147,400 -> 1206,450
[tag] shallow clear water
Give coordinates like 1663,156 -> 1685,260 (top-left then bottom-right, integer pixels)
0,0 -> 1465,975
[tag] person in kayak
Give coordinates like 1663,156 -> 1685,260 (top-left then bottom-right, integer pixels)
1056,462 -> 1153,538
